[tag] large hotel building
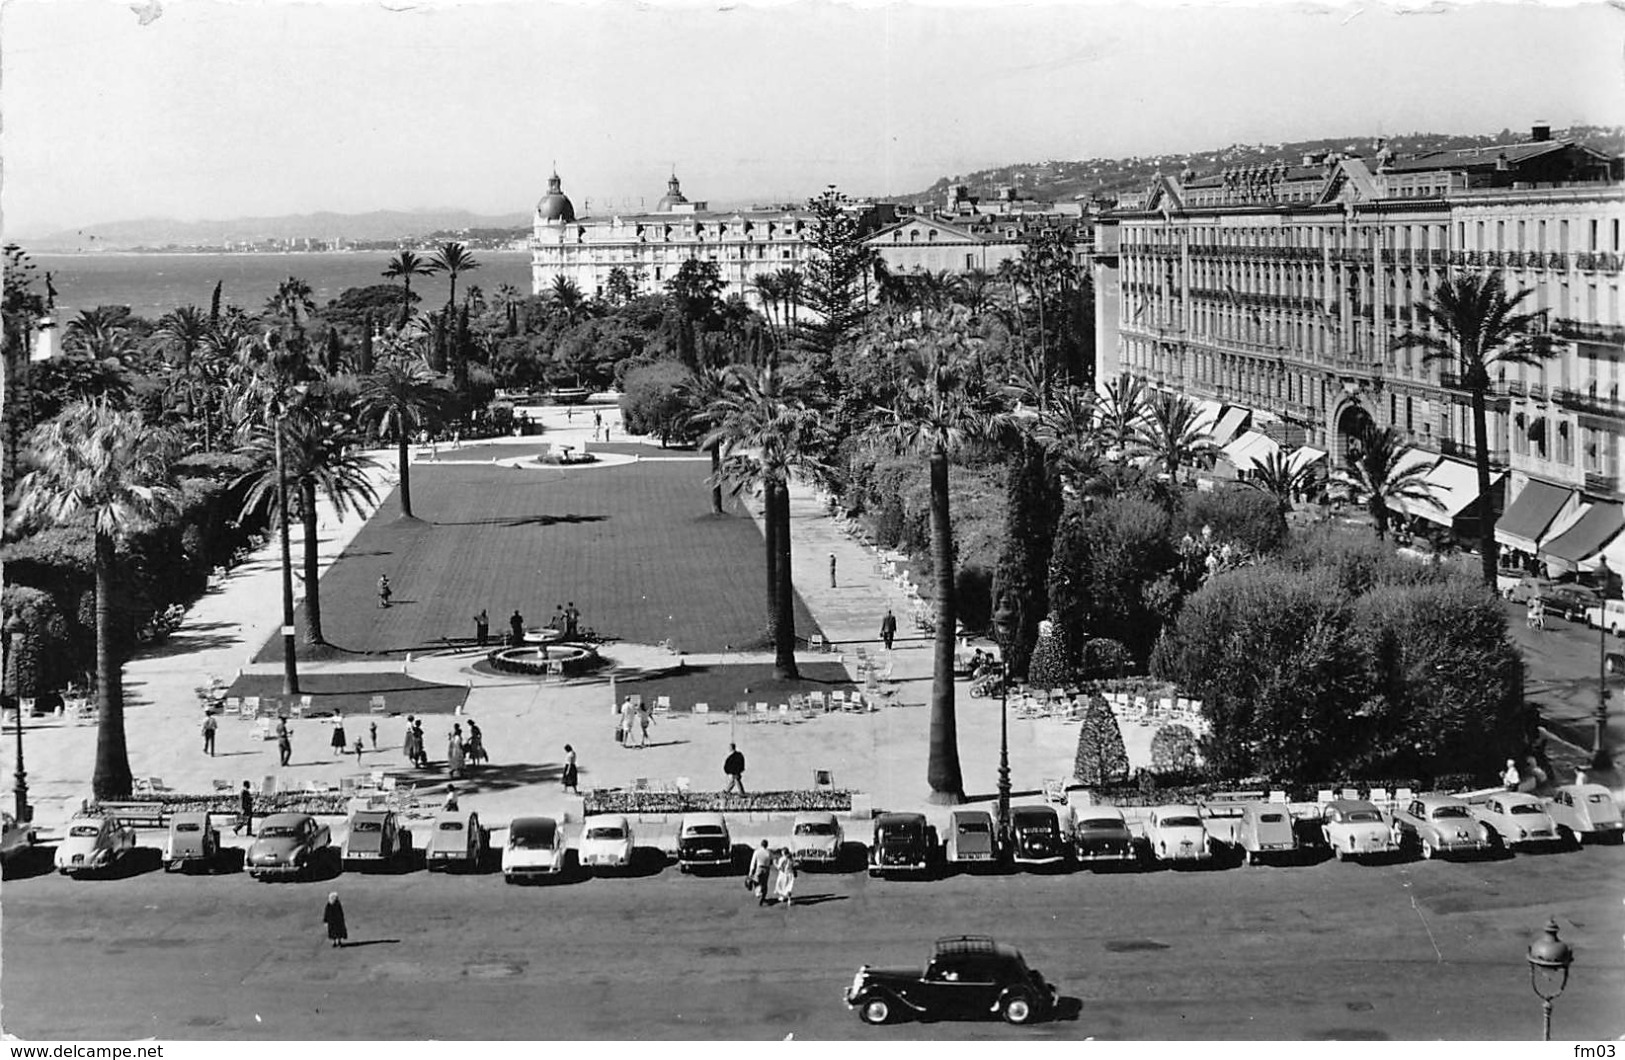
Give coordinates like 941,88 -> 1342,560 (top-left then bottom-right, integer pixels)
1093,125 -> 1625,576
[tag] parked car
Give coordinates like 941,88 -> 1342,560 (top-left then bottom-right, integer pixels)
1543,583 -> 1601,622
56,815 -> 138,876
342,809 -> 412,870
163,811 -> 222,872
425,810 -> 485,872
677,813 -> 734,873
1545,783 -> 1624,845
1584,599 -> 1625,636
844,935 -> 1058,1026
503,815 -> 567,881
1072,806 -> 1136,867
1145,805 -> 1212,865
1505,575 -> 1553,604
1320,799 -> 1396,861
868,812 -> 932,877
1222,802 -> 1297,865
247,813 -> 331,879
790,811 -> 844,869
1008,805 -> 1070,869
1470,792 -> 1562,851
2,811 -> 36,864
1390,794 -> 1492,860
577,815 -> 634,872
944,809 -> 997,867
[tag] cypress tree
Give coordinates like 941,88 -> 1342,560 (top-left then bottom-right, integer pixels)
359,313 -> 375,375
1073,690 -> 1130,785
325,328 -> 343,375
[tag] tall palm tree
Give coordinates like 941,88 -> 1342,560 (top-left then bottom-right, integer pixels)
153,305 -> 214,448
381,250 -> 435,327
549,276 -> 588,328
773,267 -> 804,333
1096,370 -> 1148,456
63,306 -> 134,361
957,267 -> 996,318
358,355 -> 443,520
871,306 -> 986,804
1242,450 -> 1317,515
679,364 -> 732,515
428,242 -> 482,314
236,409 -> 379,645
9,400 -> 179,799
265,276 -> 316,337
1393,271 -> 1553,585
1133,390 -> 1215,480
1341,423 -> 1441,540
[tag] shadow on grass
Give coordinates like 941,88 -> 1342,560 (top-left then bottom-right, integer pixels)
431,513 -> 608,528
339,938 -> 402,949
786,893 -> 848,907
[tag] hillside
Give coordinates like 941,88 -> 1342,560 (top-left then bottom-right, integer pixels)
29,209 -> 532,251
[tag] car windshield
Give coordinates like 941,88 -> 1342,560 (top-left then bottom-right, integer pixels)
1259,813 -> 1285,824
1346,810 -> 1381,823
438,821 -> 465,832
1161,816 -> 1202,828
1082,818 -> 1122,830
1016,819 -> 1057,833
688,825 -> 726,836
1509,804 -> 1544,815
261,825 -> 297,838
957,821 -> 991,834
1431,806 -> 1470,819
795,822 -> 835,836
513,824 -> 556,848
352,820 -> 383,832
879,824 -> 918,838
175,823 -> 201,833
586,827 -> 625,840
69,825 -> 100,838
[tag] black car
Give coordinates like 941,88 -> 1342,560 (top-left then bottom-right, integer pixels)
868,812 -> 932,877
844,935 -> 1058,1026
1543,583 -> 1601,621
1009,806 -> 1070,869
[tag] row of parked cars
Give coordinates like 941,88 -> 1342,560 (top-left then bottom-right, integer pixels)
35,783 -> 1623,881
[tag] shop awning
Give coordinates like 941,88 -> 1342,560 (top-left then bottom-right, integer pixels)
1221,430 -> 1279,474
1423,457 -> 1504,522
1541,501 -> 1625,569
1287,446 -> 1327,474
1210,407 -> 1250,447
1495,479 -> 1576,555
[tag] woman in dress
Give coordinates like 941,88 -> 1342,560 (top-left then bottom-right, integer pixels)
330,716 -> 348,758
561,744 -> 579,794
323,892 -> 348,948
773,848 -> 797,908
447,726 -> 466,779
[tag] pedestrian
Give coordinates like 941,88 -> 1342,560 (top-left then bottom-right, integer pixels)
443,785 -> 460,811
202,713 -> 217,756
235,780 -> 254,836
621,698 -> 638,749
565,601 -> 580,639
774,848 -> 797,908
378,574 -> 393,609
724,743 -> 747,794
353,736 -> 365,765
1502,758 -> 1520,789
403,715 -> 417,764
562,744 -> 579,794
369,720 -> 378,750
594,410 -> 602,433
466,719 -> 487,765
550,604 -> 566,632
474,609 -> 489,647
412,718 -> 426,767
278,725 -> 292,767
747,840 -> 773,906
331,716 -> 348,758
829,552 -> 837,588
880,608 -> 897,651
509,609 -> 525,647
638,701 -> 653,748
447,725 -> 466,778
323,892 -> 348,948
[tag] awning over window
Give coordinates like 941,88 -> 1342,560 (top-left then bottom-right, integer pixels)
1287,446 -> 1327,474
1211,407 -> 1250,448
1495,479 -> 1576,555
1220,430 -> 1279,474
1418,457 -> 1504,524
1541,501 -> 1625,569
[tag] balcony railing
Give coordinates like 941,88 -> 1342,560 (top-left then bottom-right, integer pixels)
1439,438 -> 1511,467
1553,318 -> 1625,345
1553,387 -> 1625,418
1585,471 -> 1621,498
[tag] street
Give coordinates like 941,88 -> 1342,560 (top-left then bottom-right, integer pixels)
1503,600 -> 1623,759
3,839 -> 1622,1040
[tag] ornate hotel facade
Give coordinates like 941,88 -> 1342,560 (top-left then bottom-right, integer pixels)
1092,127 -> 1625,574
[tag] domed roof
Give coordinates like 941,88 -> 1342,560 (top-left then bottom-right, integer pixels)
537,170 -> 576,223
655,171 -> 689,212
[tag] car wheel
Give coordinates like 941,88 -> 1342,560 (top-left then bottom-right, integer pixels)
1001,991 -> 1037,1025
858,997 -> 892,1025
1420,837 -> 1436,860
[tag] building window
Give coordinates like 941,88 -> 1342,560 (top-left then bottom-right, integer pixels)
1517,220 -> 1526,251
1590,219 -> 1600,252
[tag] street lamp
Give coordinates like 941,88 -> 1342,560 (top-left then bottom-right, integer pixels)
1526,917 -> 1574,1041
3,630 -> 27,823
1592,557 -> 1613,771
991,597 -> 1018,860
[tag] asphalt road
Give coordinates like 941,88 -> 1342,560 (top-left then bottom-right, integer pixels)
1503,600 -> 1623,758
4,838 -> 1623,1041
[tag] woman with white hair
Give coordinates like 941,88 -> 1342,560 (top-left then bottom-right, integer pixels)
323,892 -> 348,948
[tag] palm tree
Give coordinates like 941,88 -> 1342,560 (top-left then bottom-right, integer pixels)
428,242 -> 482,314
1096,370 -> 1148,456
63,306 -> 134,361
1341,423 -> 1440,540
381,250 -> 435,327
957,267 -> 996,318
358,355 -> 443,520
679,364 -> 732,515
871,306 -> 986,804
153,305 -> 214,448
1243,450 -> 1317,515
9,400 -> 179,799
236,409 -> 379,645
1393,271 -> 1553,585
549,276 -> 589,328
1133,390 -> 1215,480
265,276 -> 316,336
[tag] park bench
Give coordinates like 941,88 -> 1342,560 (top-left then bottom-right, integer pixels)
96,801 -> 167,828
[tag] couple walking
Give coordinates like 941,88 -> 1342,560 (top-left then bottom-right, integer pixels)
747,840 -> 797,907
618,697 -> 652,748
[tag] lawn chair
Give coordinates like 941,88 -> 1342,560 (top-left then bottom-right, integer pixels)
1393,787 -> 1414,806
369,695 -> 387,715
132,778 -> 154,796
777,704 -> 792,722
1268,790 -> 1288,804
753,702 -> 769,722
1370,787 -> 1392,808
1043,778 -> 1068,805
1316,789 -> 1334,806
255,717 -> 274,741
674,776 -> 691,794
1339,787 -> 1359,802
340,776 -> 360,795
655,695 -> 671,715
241,696 -> 260,718
223,696 -> 243,717
694,701 -> 710,718
829,691 -> 846,709
813,769 -> 834,789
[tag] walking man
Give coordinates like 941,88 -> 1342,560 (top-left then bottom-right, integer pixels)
378,574 -> 393,609
202,713 -> 217,756
474,609 -> 489,647
564,601 -> 580,639
509,608 -> 525,647
880,608 -> 897,651
278,721 -> 292,767
235,780 -> 254,836
621,698 -> 638,750
747,839 -> 773,907
829,552 -> 837,588
724,743 -> 747,794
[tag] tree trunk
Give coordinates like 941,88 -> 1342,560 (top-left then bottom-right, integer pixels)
276,431 -> 300,697
396,431 -> 414,519
926,448 -> 965,804
709,444 -> 723,515
302,481 -> 324,645
764,484 -> 779,639
1370,494 -> 1388,540
771,478 -> 799,680
91,531 -> 133,801
1470,386 -> 1498,587
401,279 -> 412,328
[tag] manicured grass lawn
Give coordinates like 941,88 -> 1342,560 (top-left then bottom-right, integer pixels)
259,460 -> 819,660
221,672 -> 470,716
612,660 -> 858,713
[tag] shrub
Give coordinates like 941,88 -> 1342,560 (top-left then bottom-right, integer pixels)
1150,724 -> 1199,772
1073,691 -> 1130,784
1180,486 -> 1289,556
1028,623 -> 1076,690
619,361 -> 692,442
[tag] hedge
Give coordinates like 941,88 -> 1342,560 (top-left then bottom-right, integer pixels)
584,789 -> 854,815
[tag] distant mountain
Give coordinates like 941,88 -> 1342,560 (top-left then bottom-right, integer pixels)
903,125 -> 1625,208
29,209 -> 533,251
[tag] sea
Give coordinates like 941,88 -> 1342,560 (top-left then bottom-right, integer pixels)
26,250 -> 536,322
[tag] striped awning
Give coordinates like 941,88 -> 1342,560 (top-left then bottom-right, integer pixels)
1210,407 -> 1250,447
1542,501 -> 1625,570
1221,430 -> 1280,474
1495,479 -> 1576,556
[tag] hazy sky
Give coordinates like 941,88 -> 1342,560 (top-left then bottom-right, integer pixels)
2,0 -> 1621,235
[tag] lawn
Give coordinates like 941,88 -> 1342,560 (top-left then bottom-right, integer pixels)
258,459 -> 819,661
611,660 -> 858,713
220,672 -> 470,716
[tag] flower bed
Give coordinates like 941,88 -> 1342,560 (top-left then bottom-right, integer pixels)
584,789 -> 854,815
92,791 -> 354,818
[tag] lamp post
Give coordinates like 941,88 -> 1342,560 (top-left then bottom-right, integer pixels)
991,597 -> 1017,859
1592,557 -> 1613,771
1526,917 -> 1574,1041
3,630 -> 27,822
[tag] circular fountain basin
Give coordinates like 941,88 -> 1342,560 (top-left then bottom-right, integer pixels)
488,642 -> 601,677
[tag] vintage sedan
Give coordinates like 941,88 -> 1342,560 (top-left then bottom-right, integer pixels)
425,810 -> 485,872
503,815 -> 567,881
1545,783 -> 1624,845
342,809 -> 412,870
1321,799 -> 1396,861
677,813 -> 734,873
1145,805 -> 1212,865
844,935 -> 1058,1027
944,809 -> 997,867
1543,583 -> 1601,622
1072,807 -> 1136,867
790,811 -> 844,868
164,812 -> 222,872
1234,802 -> 1297,865
1390,795 -> 1492,860
868,812 -> 932,877
247,813 -> 332,879
56,815 -> 138,876
577,815 -> 634,872
2,811 -> 36,865
1009,805 -> 1070,869
1471,792 -> 1561,851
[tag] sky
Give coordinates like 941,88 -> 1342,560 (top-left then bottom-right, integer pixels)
1,0 -> 1621,236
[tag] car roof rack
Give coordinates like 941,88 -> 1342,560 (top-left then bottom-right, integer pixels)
934,935 -> 999,956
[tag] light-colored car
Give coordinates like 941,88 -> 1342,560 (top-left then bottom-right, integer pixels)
503,816 -> 567,881
1584,599 -> 1625,635
247,813 -> 332,879
578,815 -> 634,871
791,811 -> 844,868
425,810 -> 485,872
1231,802 -> 1297,865
342,809 -> 412,869
1471,792 -> 1561,851
1072,807 -> 1136,866
1145,805 -> 1212,865
164,811 -> 222,872
1545,784 -> 1624,845
677,813 -> 733,873
1321,799 -> 1396,861
1390,794 -> 1492,860
944,809 -> 997,866
2,811 -> 36,864
1009,805 -> 1070,868
55,815 -> 138,876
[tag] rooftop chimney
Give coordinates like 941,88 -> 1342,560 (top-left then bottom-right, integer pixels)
1532,121 -> 1551,142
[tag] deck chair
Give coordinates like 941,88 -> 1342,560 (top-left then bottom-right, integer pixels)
132,777 -> 154,795
1393,787 -> 1414,805
674,776 -> 691,794
655,695 -> 671,715
813,769 -> 834,789
243,695 -> 261,716
1043,778 -> 1068,805
1316,789 -> 1334,805
147,777 -> 171,793
339,776 -> 360,794
254,717 -> 274,741
777,704 -> 792,721
693,701 -> 710,717
1370,788 -> 1392,807
1268,790 -> 1288,804
1340,787 -> 1359,802
828,690 -> 846,709
223,696 -> 243,717
753,701 -> 769,721
369,695 -> 387,714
